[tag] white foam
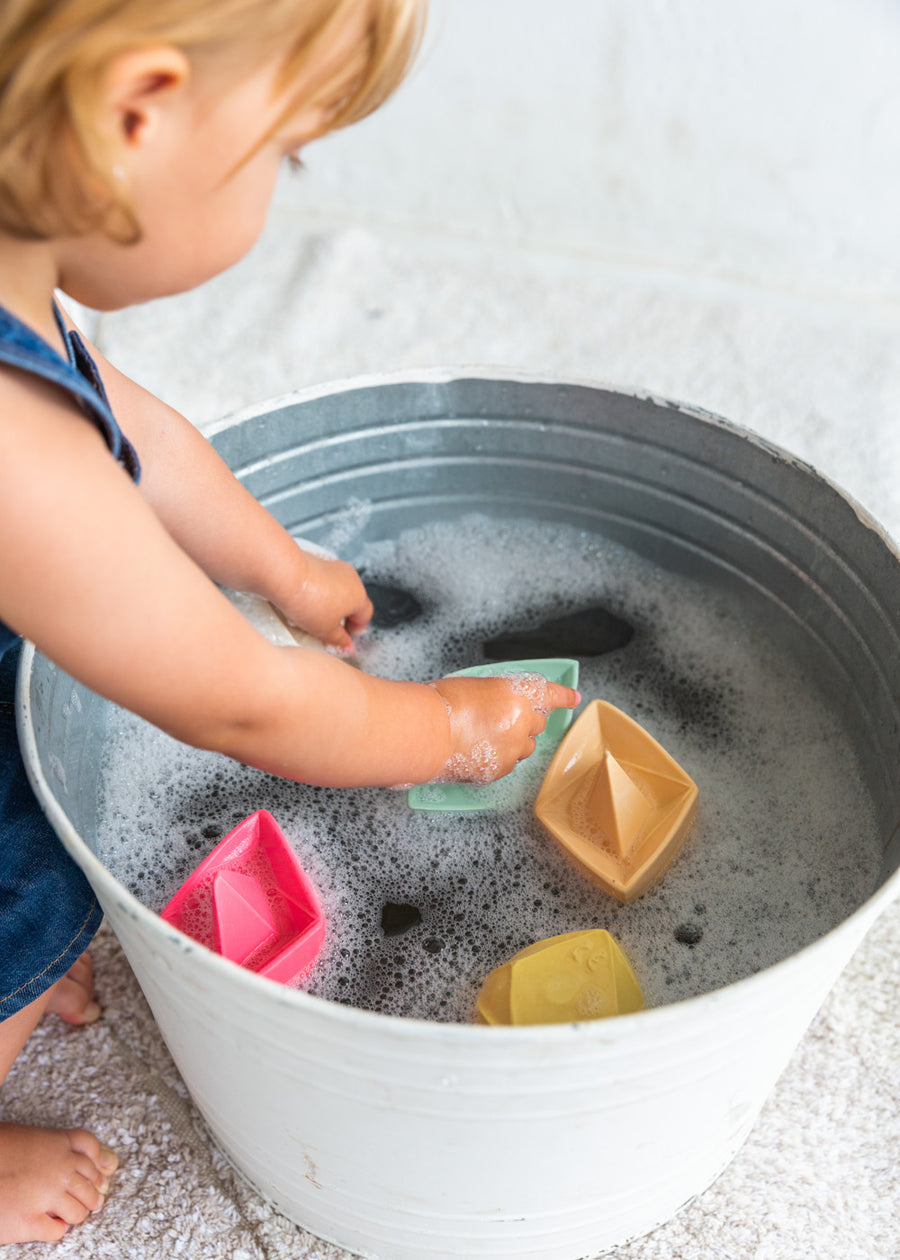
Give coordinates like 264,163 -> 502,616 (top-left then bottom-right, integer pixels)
96,514 -> 882,1022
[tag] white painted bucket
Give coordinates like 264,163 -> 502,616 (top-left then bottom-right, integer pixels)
19,374 -> 900,1259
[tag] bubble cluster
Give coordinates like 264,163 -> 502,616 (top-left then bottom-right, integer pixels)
496,671 -> 552,708
95,513 -> 883,1023
439,740 -> 500,785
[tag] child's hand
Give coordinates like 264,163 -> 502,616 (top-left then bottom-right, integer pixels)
429,673 -> 581,784
275,553 -> 373,653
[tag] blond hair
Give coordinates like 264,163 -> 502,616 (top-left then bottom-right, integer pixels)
0,0 -> 426,241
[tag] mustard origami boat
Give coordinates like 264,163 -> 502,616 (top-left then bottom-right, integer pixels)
534,701 -> 699,902
477,929 -> 645,1026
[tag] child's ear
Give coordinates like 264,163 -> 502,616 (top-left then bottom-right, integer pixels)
101,47 -> 191,150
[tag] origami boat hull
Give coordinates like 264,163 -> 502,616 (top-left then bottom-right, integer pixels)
161,810 -> 325,984
477,929 -> 645,1025
535,701 -> 699,902
408,657 -> 579,812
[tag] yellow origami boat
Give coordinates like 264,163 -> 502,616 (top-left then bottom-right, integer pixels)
477,929 -> 644,1025
534,701 -> 699,903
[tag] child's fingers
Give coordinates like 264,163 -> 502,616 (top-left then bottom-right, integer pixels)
430,675 -> 581,786
500,673 -> 580,716
532,681 -> 581,714
344,597 -> 374,636
516,733 -> 538,763
327,594 -> 373,648
322,624 -> 354,653
280,557 -> 373,644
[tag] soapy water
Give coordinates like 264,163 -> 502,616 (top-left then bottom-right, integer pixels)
96,514 -> 882,1021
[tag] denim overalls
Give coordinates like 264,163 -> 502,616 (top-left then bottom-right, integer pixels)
0,300 -> 140,1018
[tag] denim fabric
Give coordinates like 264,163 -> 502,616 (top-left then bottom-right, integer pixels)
0,301 -> 140,480
0,642 -> 102,1016
0,299 -> 138,1015
0,623 -> 16,660
0,299 -> 141,648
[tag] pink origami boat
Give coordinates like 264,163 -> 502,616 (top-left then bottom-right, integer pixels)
161,810 -> 325,984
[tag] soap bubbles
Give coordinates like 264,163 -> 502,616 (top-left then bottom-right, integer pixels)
439,739 -> 500,785
496,670 -> 555,712
96,513 -> 881,1022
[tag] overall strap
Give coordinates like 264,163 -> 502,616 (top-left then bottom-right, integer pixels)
0,300 -> 140,481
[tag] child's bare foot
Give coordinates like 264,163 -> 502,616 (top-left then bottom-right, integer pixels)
44,951 -> 101,1025
0,1123 -> 118,1243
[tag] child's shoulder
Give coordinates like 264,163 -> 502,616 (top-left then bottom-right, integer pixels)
0,357 -> 110,463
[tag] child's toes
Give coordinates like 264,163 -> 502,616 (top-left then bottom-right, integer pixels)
54,1179 -> 97,1226
61,1158 -> 112,1219
67,1128 -> 118,1175
47,1140 -> 114,1224
72,1151 -> 111,1200
45,956 -> 101,1025
49,982 -> 101,1024
0,1123 -> 117,1244
66,951 -> 94,989
28,1214 -> 69,1243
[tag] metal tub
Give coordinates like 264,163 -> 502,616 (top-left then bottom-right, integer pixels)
18,373 -> 900,1259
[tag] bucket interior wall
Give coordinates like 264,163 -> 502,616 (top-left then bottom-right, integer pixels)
21,377 -> 900,1259
211,378 -> 900,859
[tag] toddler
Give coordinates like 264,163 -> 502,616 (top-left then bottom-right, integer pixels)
0,0 -> 578,1242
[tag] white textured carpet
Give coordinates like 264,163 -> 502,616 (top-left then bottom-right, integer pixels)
6,213 -> 900,1259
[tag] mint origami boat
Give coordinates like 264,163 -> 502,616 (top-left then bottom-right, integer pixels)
408,658 -> 580,812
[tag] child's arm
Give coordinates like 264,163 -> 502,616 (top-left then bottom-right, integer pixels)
0,364 -> 577,788
59,314 -> 369,652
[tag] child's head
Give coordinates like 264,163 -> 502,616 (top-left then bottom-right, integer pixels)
0,0 -> 425,251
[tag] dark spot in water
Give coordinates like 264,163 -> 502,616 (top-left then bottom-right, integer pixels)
483,605 -> 634,660
362,579 -> 424,629
618,645 -> 737,745
423,938 -> 444,954
201,825 -> 220,840
380,902 -> 422,937
674,922 -> 704,946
